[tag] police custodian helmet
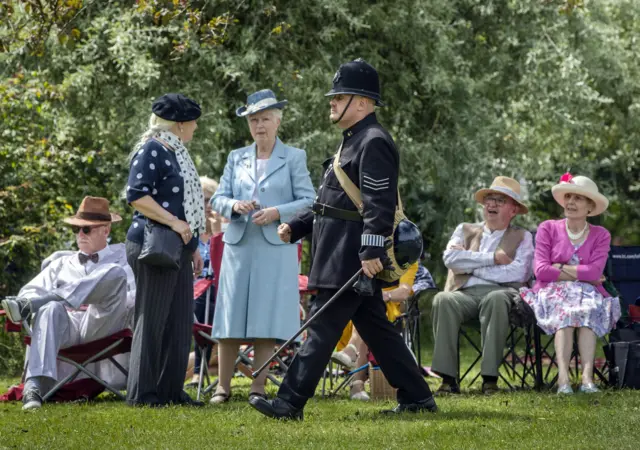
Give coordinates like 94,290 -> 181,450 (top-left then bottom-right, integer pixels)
325,58 -> 385,106
393,219 -> 423,268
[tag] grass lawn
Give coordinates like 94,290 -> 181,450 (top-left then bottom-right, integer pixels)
2,371 -> 640,449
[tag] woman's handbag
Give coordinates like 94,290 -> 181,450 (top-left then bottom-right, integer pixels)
138,219 -> 183,269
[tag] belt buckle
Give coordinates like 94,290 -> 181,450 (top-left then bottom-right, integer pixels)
321,204 -> 326,216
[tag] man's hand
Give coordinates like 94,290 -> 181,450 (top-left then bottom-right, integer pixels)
277,223 -> 292,243
494,249 -> 513,265
252,207 -> 280,226
362,258 -> 383,278
192,251 -> 204,279
233,200 -> 255,215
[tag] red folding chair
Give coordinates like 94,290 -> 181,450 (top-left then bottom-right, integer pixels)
193,239 -> 314,400
0,310 -> 132,403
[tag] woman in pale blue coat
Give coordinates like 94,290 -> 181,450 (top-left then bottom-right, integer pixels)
210,89 -> 315,404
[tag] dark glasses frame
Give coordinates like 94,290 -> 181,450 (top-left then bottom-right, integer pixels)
71,225 -> 104,234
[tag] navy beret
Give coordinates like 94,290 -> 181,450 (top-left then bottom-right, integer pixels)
152,93 -> 201,122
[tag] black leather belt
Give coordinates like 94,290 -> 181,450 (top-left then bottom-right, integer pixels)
312,202 -> 362,222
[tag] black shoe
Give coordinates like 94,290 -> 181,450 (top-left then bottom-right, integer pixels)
248,391 -> 268,401
434,382 -> 461,396
249,396 -> 303,421
481,382 -> 500,395
22,388 -> 43,411
381,396 -> 438,415
2,296 -> 31,324
175,391 -> 205,407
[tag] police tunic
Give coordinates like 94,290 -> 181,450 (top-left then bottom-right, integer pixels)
277,113 -> 434,409
288,113 -> 398,289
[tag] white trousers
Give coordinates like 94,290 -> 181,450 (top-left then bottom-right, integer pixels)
25,264 -> 128,382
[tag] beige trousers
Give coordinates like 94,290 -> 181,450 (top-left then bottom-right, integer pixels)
431,284 -> 516,379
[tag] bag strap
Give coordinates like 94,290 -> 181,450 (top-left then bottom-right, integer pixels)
332,140 -> 403,216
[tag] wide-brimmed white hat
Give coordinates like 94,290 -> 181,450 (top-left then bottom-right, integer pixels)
551,174 -> 609,217
474,176 -> 528,214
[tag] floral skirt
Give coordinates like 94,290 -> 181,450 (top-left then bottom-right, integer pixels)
519,281 -> 621,337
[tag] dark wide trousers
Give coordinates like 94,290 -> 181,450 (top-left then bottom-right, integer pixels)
125,240 -> 194,405
278,288 -> 433,409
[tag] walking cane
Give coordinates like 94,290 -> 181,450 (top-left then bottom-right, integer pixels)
251,268 -> 364,378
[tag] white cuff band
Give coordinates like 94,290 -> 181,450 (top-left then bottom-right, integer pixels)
361,234 -> 385,247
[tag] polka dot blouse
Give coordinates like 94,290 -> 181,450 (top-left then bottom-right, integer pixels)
126,139 -> 197,251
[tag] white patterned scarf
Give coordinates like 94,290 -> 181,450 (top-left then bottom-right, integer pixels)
155,130 -> 205,234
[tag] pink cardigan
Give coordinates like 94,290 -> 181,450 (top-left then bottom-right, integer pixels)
532,219 -> 611,297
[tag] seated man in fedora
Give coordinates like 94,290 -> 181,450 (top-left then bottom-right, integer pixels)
2,196 -> 135,410
431,177 -> 534,395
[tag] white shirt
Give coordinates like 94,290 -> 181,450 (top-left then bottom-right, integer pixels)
443,223 -> 534,288
252,159 -> 269,204
79,245 -> 113,274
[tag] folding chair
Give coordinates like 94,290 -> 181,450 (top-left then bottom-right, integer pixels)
193,237 -> 310,400
392,288 -> 438,369
607,245 -> 640,310
1,246 -> 135,404
0,307 -> 133,402
534,327 -> 610,389
25,329 -> 132,401
458,322 -> 538,390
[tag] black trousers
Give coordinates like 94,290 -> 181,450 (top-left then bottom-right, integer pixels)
125,240 -> 194,405
278,288 -> 433,409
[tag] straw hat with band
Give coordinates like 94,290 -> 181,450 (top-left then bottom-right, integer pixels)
474,176 -> 528,215
63,196 -> 122,227
551,173 -> 608,217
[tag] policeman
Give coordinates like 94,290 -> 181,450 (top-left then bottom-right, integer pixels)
249,59 -> 437,420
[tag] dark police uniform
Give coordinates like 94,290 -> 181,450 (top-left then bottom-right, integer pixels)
276,112 -> 434,409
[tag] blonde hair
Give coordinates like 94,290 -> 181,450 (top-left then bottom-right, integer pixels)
129,113 -> 176,162
200,176 -> 219,197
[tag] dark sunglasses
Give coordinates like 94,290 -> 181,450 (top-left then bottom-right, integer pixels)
71,225 -> 102,234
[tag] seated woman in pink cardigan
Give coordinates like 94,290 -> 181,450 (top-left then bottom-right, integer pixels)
520,174 -> 620,395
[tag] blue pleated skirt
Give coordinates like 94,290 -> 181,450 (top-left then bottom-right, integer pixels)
211,221 -> 300,341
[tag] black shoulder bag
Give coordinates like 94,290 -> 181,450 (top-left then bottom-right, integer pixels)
138,219 -> 183,270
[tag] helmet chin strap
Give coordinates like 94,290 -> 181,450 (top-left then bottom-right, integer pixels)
331,95 -> 355,125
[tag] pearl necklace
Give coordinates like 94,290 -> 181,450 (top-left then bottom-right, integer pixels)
565,220 -> 588,240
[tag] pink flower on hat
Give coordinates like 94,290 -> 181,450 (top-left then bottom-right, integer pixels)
559,172 -> 573,184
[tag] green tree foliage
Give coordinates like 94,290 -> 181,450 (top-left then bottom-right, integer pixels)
1,0 -> 639,373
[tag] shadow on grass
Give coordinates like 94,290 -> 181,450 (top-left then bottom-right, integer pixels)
326,405 -> 530,423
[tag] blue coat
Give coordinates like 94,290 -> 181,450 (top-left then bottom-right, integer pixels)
210,138 -> 315,340
212,138 -> 316,245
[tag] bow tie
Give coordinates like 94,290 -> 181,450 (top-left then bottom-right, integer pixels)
79,253 -> 99,265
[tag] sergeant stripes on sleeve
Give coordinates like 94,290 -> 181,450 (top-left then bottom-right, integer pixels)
361,234 -> 385,247
362,175 -> 390,191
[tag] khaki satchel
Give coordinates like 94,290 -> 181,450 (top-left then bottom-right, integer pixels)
332,144 -> 410,283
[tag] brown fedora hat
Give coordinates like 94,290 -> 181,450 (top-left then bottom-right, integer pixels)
63,196 -> 122,226
474,176 -> 529,214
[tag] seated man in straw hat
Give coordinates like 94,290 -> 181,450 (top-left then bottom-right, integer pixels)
2,197 -> 135,410
431,177 -> 534,395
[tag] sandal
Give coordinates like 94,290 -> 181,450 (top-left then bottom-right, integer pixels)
209,391 -> 231,404
330,344 -> 358,370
